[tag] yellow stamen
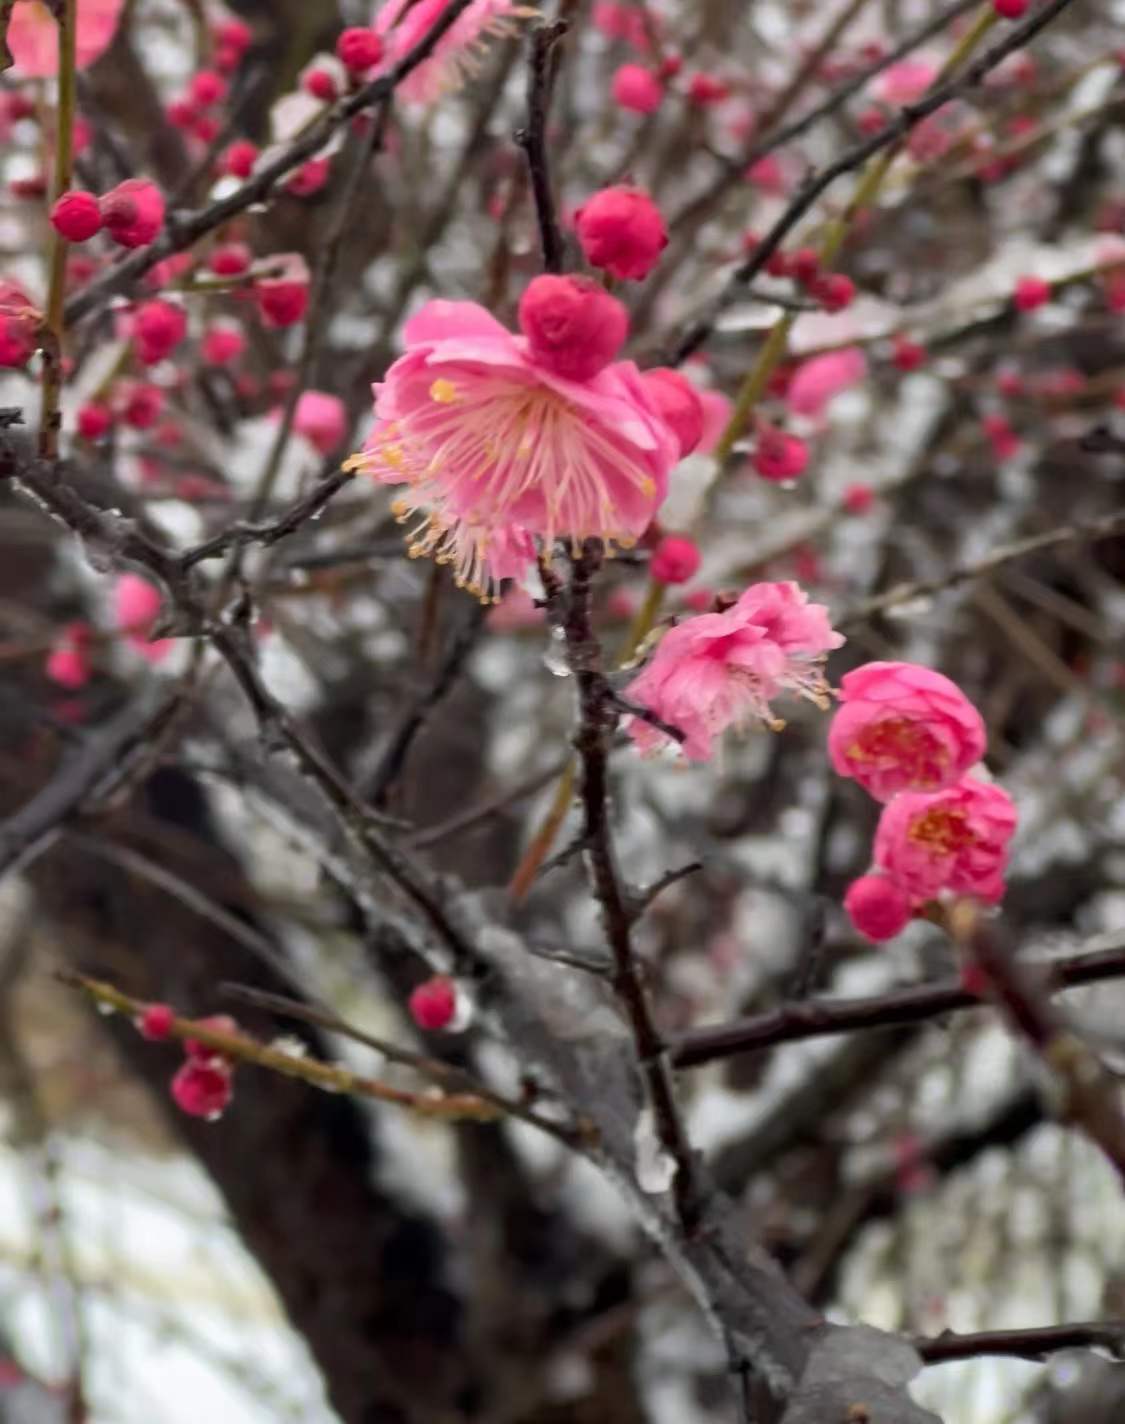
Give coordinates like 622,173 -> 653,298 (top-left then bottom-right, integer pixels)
429,378 -> 459,404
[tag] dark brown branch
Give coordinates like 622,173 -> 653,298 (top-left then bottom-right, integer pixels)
669,938 -> 1125,1070
62,0 -> 479,327
514,21 -> 568,274
556,542 -> 704,1236
915,1320 -> 1125,1365
365,601 -> 488,807
670,0 -> 1078,363
178,467 -> 357,570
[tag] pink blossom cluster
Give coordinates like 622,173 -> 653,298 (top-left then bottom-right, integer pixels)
136,1004 -> 236,1120
623,582 -> 845,761
829,663 -> 1016,940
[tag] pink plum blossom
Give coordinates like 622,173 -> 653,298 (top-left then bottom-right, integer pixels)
828,661 -> 987,802
7,0 -> 124,76
292,391 -> 348,455
371,0 -> 528,104
624,581 -> 844,760
873,777 -> 1018,905
786,347 -> 867,418
346,297 -> 679,598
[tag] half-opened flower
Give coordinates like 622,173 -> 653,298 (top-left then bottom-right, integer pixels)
828,661 -> 986,802
346,295 -> 679,598
873,777 -> 1017,904
624,581 -> 844,760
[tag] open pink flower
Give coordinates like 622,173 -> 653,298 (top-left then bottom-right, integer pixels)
8,0 -> 124,76
828,661 -> 987,802
346,298 -> 678,598
873,777 -> 1017,905
624,581 -> 844,760
786,347 -> 867,418
371,0 -> 528,104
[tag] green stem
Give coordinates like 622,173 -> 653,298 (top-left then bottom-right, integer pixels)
38,0 -> 78,459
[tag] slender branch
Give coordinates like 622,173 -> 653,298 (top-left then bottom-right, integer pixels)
669,0 -> 1078,364
57,969 -> 502,1121
38,0 -> 77,459
556,543 -> 704,1236
219,982 -> 589,1148
837,508 -> 1125,628
669,937 -> 1125,1070
915,1320 -> 1125,1365
515,21 -> 568,274
364,601 -> 487,807
178,466 -> 357,570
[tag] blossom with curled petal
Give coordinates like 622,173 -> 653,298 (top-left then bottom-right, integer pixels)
624,581 -> 844,761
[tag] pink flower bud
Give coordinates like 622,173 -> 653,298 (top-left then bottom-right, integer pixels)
811,272 -> 856,313
99,178 -> 165,248
337,27 -> 383,73
131,299 -> 187,365
751,425 -> 808,482
166,97 -> 197,129
117,380 -> 164,429
50,190 -> 102,242
256,257 -> 310,327
611,63 -> 663,114
842,482 -> 875,515
213,18 -> 253,53
686,71 -> 729,106
201,324 -> 245,366
517,274 -> 629,380
209,242 -> 252,277
190,69 -> 228,107
892,335 -> 926,372
574,185 -> 668,281
0,279 -> 40,368
303,67 -> 339,101
76,401 -> 113,440
640,367 -> 705,456
993,0 -> 1028,16
185,1015 -> 238,1060
45,623 -> 93,690
1013,275 -> 1050,311
138,1003 -> 175,1040
409,976 -> 457,1031
292,390 -> 347,454
114,573 -> 162,636
286,157 -> 331,197
219,140 -> 258,178
171,1059 -> 233,1119
844,874 -> 912,942
650,534 -> 701,585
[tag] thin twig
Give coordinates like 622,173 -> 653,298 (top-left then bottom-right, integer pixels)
515,21 -> 568,274
915,1319 -> 1125,1364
